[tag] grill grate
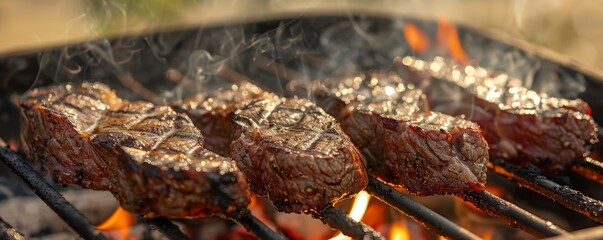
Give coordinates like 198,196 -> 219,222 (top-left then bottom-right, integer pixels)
0,142 -> 106,240
4,128 -> 602,239
0,142 -> 294,240
489,158 -> 603,223
572,157 -> 603,185
2,15 -> 603,240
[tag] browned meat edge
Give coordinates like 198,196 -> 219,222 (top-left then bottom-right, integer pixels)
401,56 -> 598,172
231,97 -> 368,213
20,82 -> 251,218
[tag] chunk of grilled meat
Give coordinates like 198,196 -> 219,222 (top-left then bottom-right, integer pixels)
19,83 -> 121,190
307,72 -> 488,195
231,97 -> 368,213
401,56 -> 599,172
20,83 -> 250,218
174,82 -> 272,156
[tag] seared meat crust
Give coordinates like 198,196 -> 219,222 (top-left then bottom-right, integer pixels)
231,97 -> 368,213
402,57 -> 598,172
20,83 -> 250,218
311,72 -> 488,195
174,82 -> 271,156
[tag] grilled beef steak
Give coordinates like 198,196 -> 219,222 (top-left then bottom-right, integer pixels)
20,83 -> 251,218
174,82 -> 273,156
401,56 -> 599,172
19,83 -> 121,190
308,72 -> 488,195
231,97 -> 368,213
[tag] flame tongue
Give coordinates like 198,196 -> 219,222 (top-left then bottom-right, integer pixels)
389,220 -> 411,240
402,18 -> 470,62
437,18 -> 470,62
97,206 -> 136,240
329,191 -> 371,240
404,23 -> 430,53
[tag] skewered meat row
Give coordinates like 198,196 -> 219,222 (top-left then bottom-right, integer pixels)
178,84 -> 380,239
177,83 -> 369,213
400,56 -> 599,172
19,82 -> 251,218
300,72 -> 488,195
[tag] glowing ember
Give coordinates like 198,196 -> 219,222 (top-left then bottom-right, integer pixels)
7,138 -> 18,150
437,18 -> 470,62
329,191 -> 371,240
389,220 -> 411,240
97,206 -> 136,240
403,23 -> 430,53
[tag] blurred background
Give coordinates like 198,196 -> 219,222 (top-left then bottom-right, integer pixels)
0,0 -> 601,69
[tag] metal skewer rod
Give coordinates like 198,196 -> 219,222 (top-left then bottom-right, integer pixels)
230,209 -> 288,240
318,205 -> 385,240
571,157 -> 603,185
365,177 -> 481,240
455,190 -> 568,238
145,217 -> 190,240
0,144 -> 107,240
489,158 -> 603,224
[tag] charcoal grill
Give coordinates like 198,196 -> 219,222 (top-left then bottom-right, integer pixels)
1,14 -> 603,239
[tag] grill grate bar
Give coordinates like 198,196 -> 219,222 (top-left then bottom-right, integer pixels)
489,158 -> 603,223
1,216 -> 25,240
572,157 -> 603,185
455,190 -> 568,238
319,205 -> 384,240
145,217 -> 190,240
0,144 -> 106,240
231,209 -> 288,240
0,143 -> 194,240
366,177 -> 481,240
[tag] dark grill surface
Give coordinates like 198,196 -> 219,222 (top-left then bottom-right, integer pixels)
1,14 -> 603,240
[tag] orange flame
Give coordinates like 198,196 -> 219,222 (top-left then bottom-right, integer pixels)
389,220 -> 411,240
97,206 -> 136,240
403,23 -> 430,53
437,18 -> 469,62
329,191 -> 371,240
483,230 -> 494,240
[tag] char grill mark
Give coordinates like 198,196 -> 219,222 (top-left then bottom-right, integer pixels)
311,72 -> 488,195
231,97 -> 368,213
20,83 -> 251,218
19,83 -> 120,190
402,57 -> 599,172
174,82 -> 271,156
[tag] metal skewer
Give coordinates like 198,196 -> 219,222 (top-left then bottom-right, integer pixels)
572,157 -> 603,185
0,144 -> 107,240
365,177 -> 481,240
231,209 -> 288,240
489,158 -> 603,224
455,190 -> 568,238
145,217 -> 189,240
318,205 -> 384,240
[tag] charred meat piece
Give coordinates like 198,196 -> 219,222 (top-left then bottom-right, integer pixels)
19,82 -> 121,190
174,82 -> 273,156
401,56 -> 598,172
231,97 -> 368,213
20,83 -> 251,218
308,72 -> 488,195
